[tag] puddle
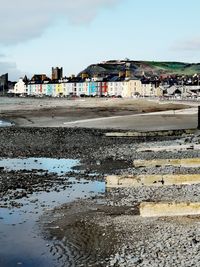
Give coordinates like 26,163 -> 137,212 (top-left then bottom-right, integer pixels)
1,178 -> 105,225
0,158 -> 105,267
0,119 -> 13,127
73,158 -> 131,174
0,157 -> 79,175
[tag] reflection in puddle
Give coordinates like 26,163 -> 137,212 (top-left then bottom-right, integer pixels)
0,157 -> 79,175
0,158 -> 105,267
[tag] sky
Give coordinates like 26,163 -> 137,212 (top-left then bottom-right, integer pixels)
1,0 -> 200,80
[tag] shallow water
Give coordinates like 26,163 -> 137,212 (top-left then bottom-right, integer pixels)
0,158 -> 105,267
0,119 -> 13,127
0,157 -> 79,175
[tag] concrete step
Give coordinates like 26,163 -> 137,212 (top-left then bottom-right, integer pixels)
106,174 -> 200,187
140,202 -> 200,217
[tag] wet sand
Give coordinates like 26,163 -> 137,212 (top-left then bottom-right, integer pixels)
0,97 -> 192,128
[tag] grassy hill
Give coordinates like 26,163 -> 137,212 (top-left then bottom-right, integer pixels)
79,60 -> 200,77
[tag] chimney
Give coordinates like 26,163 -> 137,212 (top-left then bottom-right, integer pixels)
81,73 -> 89,79
119,71 -> 125,78
125,70 -> 131,78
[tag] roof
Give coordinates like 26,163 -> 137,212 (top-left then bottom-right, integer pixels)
109,76 -> 125,82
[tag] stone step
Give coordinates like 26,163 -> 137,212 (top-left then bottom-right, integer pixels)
106,174 -> 200,187
134,158 -> 200,168
140,202 -> 200,217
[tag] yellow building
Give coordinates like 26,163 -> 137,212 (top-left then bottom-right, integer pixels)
122,79 -> 142,97
56,83 -> 64,96
121,79 -> 162,98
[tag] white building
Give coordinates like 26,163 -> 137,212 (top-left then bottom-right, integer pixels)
107,78 -> 124,96
14,78 -> 27,95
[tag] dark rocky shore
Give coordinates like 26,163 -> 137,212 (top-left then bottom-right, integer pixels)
0,127 -> 190,159
0,127 -> 132,159
1,126 -> 200,266
0,127 -> 134,208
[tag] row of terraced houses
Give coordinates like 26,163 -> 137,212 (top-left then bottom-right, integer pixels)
7,66 -> 200,98
12,74 -> 163,98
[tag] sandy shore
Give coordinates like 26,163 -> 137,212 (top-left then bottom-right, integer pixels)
0,97 -> 194,129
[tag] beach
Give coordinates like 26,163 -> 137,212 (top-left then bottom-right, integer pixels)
1,97 -> 200,266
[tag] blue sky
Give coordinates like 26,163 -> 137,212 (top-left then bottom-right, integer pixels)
1,0 -> 200,80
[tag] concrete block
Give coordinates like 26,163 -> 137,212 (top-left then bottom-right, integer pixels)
106,175 -> 139,187
140,202 -> 200,217
106,174 -> 200,187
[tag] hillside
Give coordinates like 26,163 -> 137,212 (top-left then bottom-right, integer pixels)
78,60 -> 200,78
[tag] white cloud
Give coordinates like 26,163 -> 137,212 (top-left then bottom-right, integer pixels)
0,0 -> 121,44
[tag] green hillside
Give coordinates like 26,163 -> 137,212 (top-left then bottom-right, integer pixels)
146,61 -> 200,75
79,60 -> 200,77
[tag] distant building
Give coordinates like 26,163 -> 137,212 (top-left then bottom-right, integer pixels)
31,74 -> 49,82
11,64 -> 166,98
0,73 -> 8,93
107,76 -> 124,96
52,67 -> 63,80
14,78 -> 27,95
7,81 -> 17,93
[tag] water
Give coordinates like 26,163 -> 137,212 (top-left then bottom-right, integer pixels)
0,119 -> 13,127
0,157 -> 79,175
0,158 -> 105,267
